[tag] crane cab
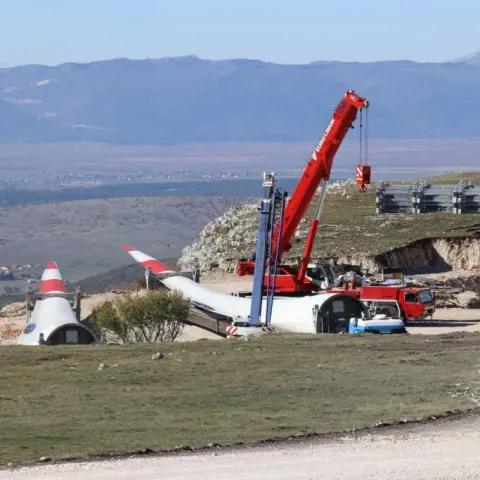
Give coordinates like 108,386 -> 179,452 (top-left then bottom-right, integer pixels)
305,263 -> 336,290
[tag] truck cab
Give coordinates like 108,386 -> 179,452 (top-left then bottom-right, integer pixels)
401,287 -> 435,320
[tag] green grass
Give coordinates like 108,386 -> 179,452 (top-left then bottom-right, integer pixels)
1,333 -> 480,466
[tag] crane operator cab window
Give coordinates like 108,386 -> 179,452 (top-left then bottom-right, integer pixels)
306,264 -> 335,290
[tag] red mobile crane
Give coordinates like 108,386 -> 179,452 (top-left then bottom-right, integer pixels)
236,90 -> 371,294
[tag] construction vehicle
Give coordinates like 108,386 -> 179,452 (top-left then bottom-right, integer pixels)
226,172 -> 406,336
329,272 -> 435,322
235,90 -> 436,321
236,89 -> 371,294
131,173 -> 384,337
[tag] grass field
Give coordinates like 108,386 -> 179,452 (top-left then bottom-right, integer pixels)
1,333 -> 480,466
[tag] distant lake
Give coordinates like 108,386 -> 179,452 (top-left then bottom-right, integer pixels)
0,177 -> 343,206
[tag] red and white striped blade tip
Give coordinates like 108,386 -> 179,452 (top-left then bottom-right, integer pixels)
120,244 -> 171,274
39,261 -> 66,293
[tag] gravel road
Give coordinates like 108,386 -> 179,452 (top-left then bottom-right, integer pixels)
3,415 -> 480,479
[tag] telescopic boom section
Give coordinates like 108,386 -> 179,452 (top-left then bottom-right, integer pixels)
271,90 -> 368,260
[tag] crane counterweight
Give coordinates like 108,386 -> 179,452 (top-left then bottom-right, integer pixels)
356,164 -> 371,192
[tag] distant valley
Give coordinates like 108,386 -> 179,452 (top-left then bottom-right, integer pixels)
0,178 -> 297,207
0,196 -> 249,283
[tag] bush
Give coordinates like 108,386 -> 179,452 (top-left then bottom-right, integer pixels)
92,290 -> 189,344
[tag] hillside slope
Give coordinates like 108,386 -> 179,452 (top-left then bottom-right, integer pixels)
179,175 -> 480,275
0,196 -> 247,282
2,56 -> 480,142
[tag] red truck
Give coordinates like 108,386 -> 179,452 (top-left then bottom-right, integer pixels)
329,283 -> 435,322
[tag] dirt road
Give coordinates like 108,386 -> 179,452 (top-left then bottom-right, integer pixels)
407,308 -> 480,335
4,415 -> 480,479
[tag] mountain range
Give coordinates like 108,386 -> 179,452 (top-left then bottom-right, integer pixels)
1,53 -> 480,143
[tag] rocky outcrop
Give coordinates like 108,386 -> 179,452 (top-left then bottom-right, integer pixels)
375,237 -> 480,274
444,275 -> 480,295
456,291 -> 480,309
180,204 -> 258,273
0,301 -> 25,318
433,238 -> 480,271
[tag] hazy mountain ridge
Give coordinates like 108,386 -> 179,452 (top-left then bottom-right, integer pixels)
1,54 -> 480,142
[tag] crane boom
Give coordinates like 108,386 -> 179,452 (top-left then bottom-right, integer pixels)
272,90 -> 368,260
236,89 -> 369,296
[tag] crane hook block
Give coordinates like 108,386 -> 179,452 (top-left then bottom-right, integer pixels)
356,164 -> 371,192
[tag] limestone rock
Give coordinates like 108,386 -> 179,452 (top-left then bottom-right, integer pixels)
456,291 -> 480,309
0,302 -> 26,318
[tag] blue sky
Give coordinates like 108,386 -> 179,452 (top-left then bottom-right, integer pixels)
0,0 -> 478,66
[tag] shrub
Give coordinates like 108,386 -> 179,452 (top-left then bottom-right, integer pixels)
93,290 -> 189,344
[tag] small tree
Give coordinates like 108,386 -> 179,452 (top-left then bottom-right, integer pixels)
93,290 -> 189,344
